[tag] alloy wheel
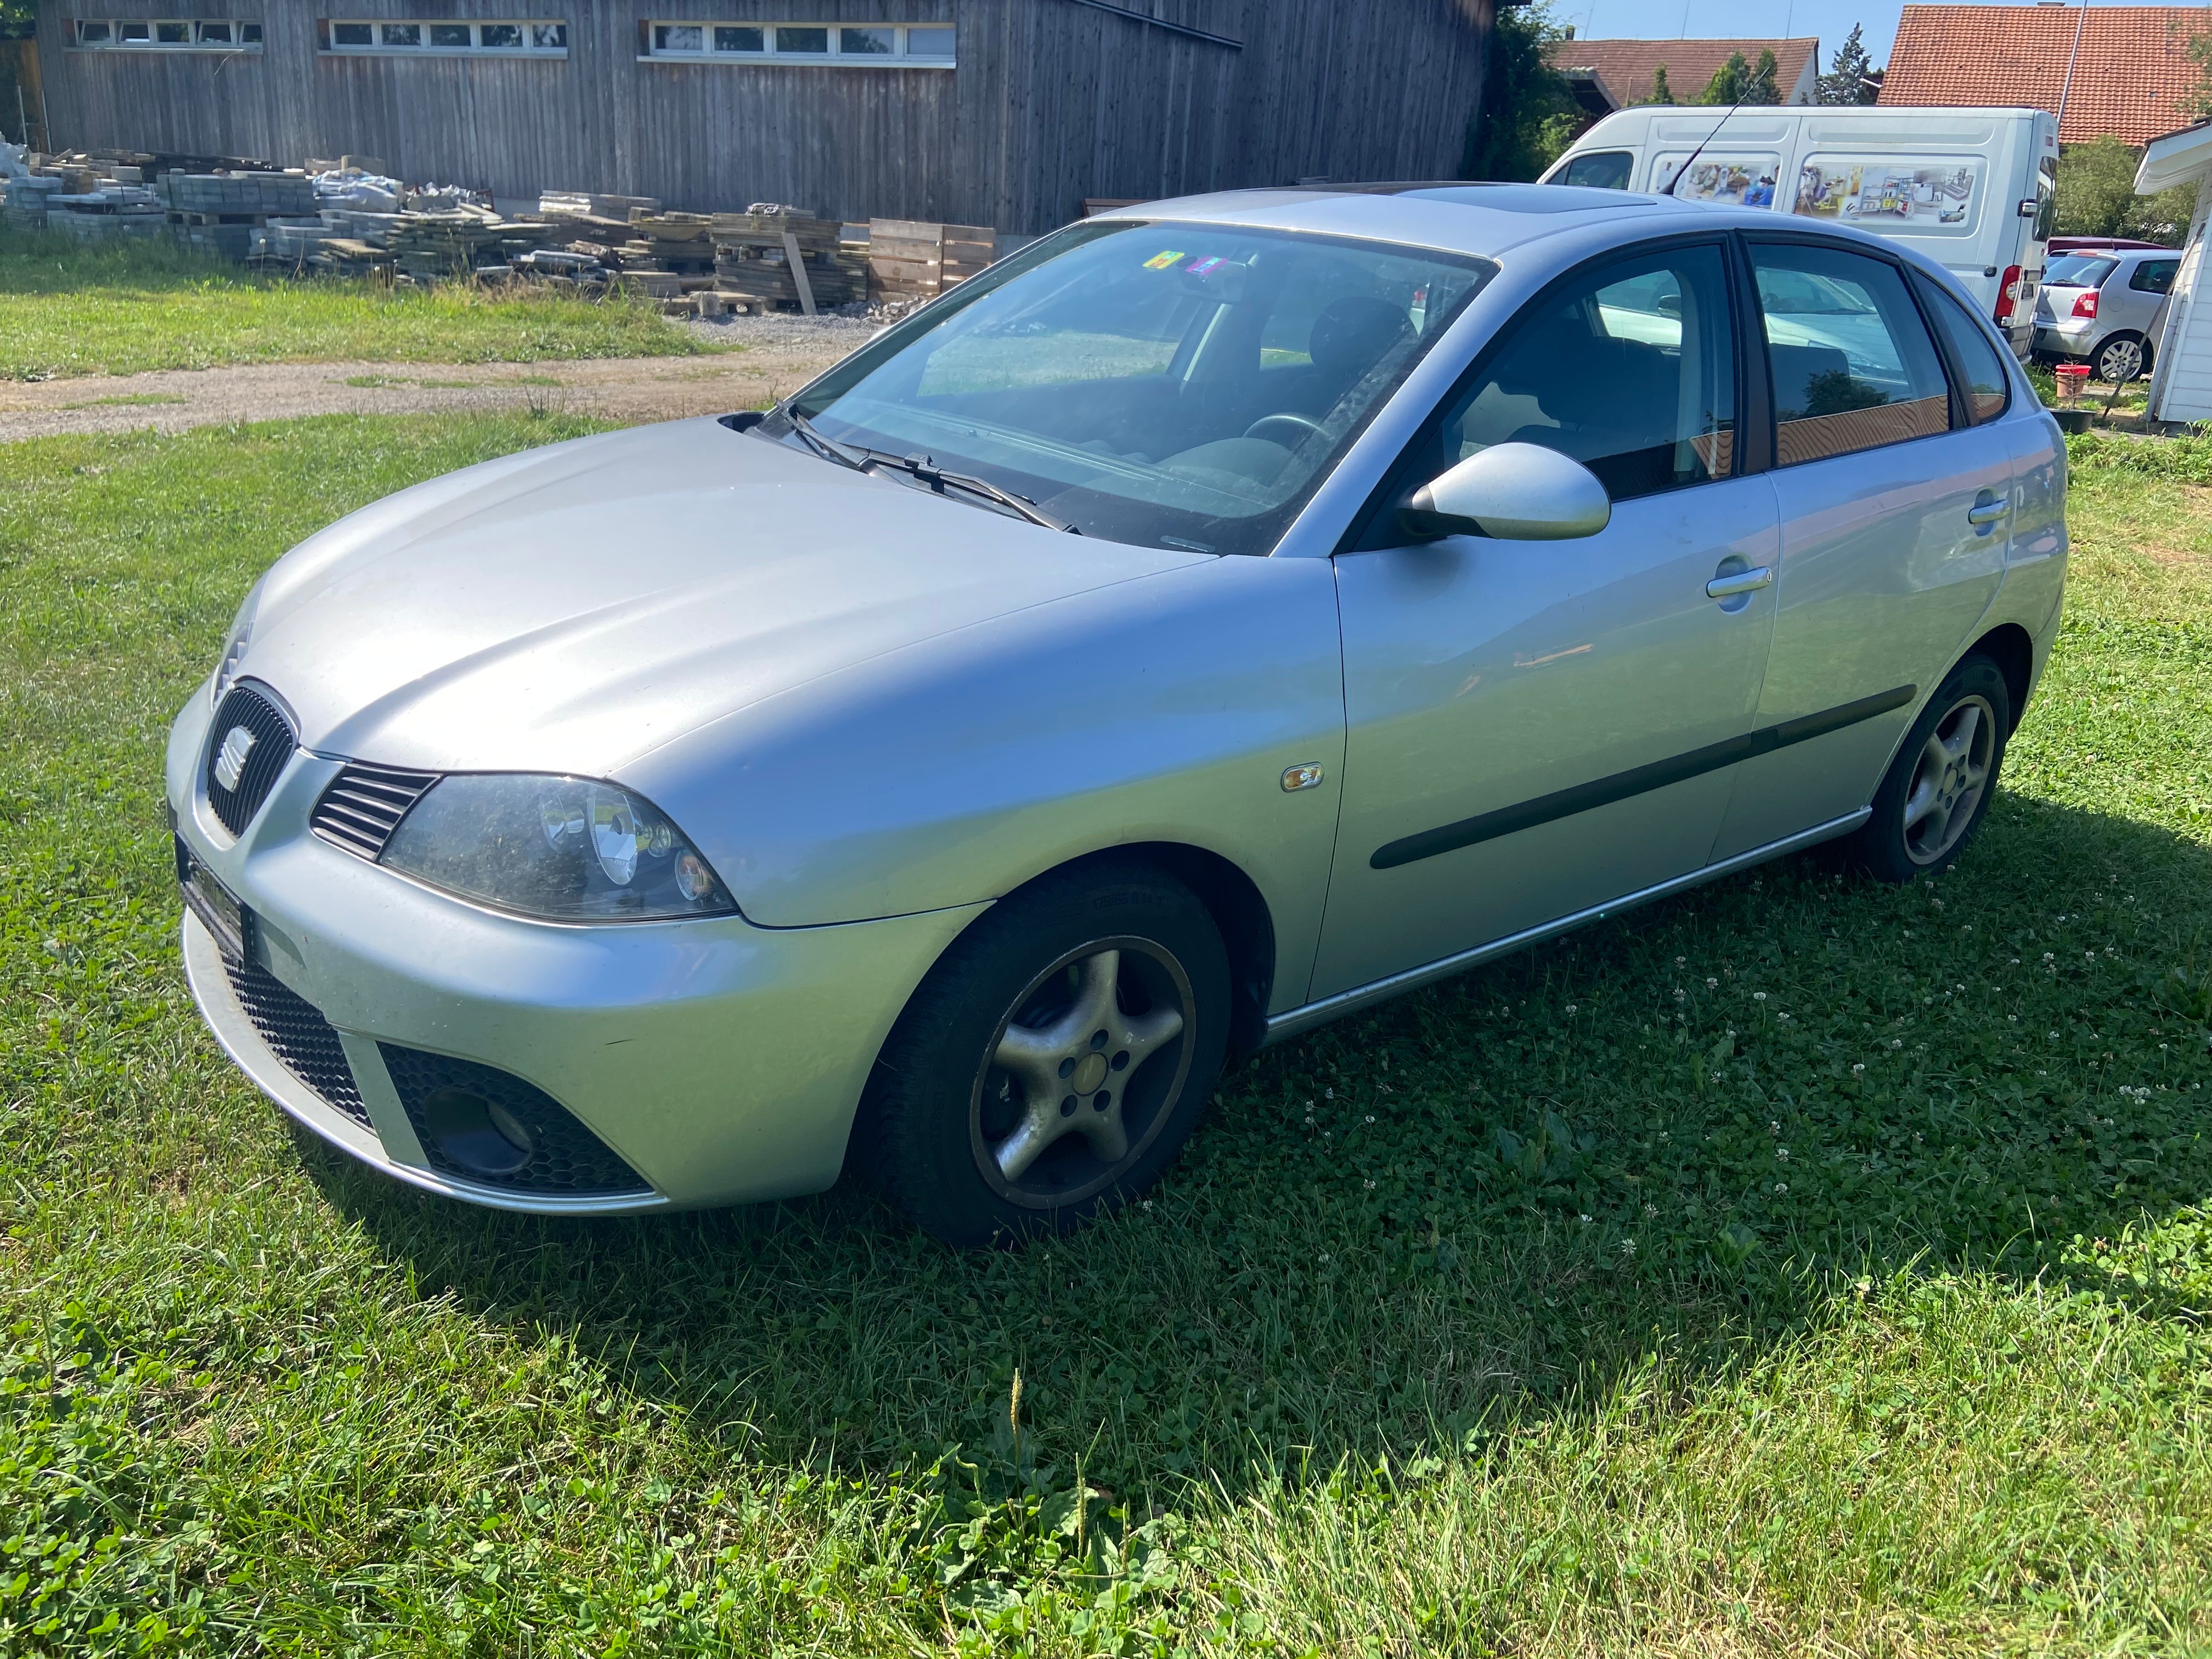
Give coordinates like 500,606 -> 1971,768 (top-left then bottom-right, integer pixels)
1901,693 -> 1996,865
2096,336 -> 2143,384
969,937 -> 1193,1208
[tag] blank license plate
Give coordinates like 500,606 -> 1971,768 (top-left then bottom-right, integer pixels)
176,835 -> 252,961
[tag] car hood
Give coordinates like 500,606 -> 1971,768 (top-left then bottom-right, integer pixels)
235,417 -> 1207,776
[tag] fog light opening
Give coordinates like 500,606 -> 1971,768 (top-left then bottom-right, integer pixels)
420,1085 -> 534,1177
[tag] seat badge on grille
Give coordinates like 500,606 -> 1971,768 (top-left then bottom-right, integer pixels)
214,724 -> 258,792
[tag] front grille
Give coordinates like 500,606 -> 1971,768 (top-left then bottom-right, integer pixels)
205,682 -> 296,837
220,951 -> 375,1132
379,1045 -> 653,1197
312,761 -> 441,860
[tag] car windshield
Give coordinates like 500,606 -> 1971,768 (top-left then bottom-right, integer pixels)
2044,254 -> 2117,288
771,221 -> 1494,554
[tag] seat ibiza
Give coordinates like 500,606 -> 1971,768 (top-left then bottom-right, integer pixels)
167,183 -> 2067,1244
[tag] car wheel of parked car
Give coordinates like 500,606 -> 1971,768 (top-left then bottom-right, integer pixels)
867,861 -> 1231,1246
2094,331 -> 2146,384
1840,654 -> 2012,883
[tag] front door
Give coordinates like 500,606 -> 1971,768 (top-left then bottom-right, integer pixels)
1714,240 -> 2015,858
1313,240 -> 1780,1001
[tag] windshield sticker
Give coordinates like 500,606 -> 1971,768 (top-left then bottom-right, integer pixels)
1652,153 -> 1779,207
1795,161 -> 1980,229
1184,256 -> 1226,275
1142,250 -> 1186,270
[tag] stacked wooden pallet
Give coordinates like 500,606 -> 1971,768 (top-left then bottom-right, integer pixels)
707,212 -> 865,312
613,208 -> 719,283
866,219 -> 995,301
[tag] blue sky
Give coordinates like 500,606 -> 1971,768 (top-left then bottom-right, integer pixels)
1562,0 -> 2211,72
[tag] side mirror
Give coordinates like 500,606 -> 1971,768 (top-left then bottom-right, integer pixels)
1400,442 -> 1611,541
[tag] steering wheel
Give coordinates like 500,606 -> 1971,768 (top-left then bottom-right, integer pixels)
1242,412 -> 1328,445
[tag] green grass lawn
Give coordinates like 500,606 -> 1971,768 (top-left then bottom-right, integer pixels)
1,414 -> 2209,1655
0,234 -> 702,381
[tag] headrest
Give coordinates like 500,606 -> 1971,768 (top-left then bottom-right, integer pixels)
1308,296 -> 1412,379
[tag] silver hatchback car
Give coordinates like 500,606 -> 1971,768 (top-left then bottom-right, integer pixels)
168,184 -> 2067,1244
2033,246 -> 2180,382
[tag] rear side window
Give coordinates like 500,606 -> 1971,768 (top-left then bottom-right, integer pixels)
2130,257 -> 2179,295
1918,278 -> 2011,424
1440,242 -> 1737,501
1750,243 -> 1952,466
1559,151 -> 1633,190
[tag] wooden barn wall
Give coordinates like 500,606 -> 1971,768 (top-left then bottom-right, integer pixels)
37,0 -> 1488,233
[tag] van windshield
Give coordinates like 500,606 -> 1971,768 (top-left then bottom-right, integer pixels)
772,221 -> 1494,555
2044,255 -> 2117,288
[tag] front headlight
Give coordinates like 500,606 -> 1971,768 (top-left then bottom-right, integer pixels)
210,576 -> 265,706
380,774 -> 736,922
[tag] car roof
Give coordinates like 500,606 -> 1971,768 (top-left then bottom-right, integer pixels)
1088,182 -> 1915,266
1090,183 -> 1720,259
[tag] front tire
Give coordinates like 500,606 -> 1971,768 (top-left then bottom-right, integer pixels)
1838,653 -> 2012,883
866,860 -> 1231,1246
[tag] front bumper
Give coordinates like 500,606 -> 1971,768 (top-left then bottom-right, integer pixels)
168,686 -> 984,1214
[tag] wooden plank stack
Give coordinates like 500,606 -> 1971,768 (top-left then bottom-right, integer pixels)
867,219 -> 995,301
707,212 -> 866,311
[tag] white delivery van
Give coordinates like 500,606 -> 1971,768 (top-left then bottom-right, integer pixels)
1539,105 -> 2060,358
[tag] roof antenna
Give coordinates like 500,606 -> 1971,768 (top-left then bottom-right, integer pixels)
1664,101 -> 1744,199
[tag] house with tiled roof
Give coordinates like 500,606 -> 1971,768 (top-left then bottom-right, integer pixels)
1543,36 -> 1820,110
1882,4 -> 2212,145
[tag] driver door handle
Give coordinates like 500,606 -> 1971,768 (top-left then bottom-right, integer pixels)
1705,565 -> 1774,599
1967,499 -> 2011,525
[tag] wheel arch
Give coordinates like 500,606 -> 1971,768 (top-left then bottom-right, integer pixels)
1964,622 -> 2036,731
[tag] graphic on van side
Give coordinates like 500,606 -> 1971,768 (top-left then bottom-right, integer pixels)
1794,160 -> 1980,230
1651,152 -> 1780,206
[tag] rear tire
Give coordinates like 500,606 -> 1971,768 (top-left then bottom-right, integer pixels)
2093,330 -> 2145,385
864,860 -> 1231,1247
1836,653 -> 2012,884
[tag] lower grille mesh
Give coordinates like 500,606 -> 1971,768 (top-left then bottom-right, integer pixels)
379,1045 -> 652,1197
221,952 -> 375,1132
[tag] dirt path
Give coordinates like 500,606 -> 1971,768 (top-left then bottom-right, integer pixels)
0,314 -> 873,442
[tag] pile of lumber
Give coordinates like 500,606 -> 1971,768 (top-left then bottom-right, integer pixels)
707,212 -> 865,312
866,218 -> 995,301
539,190 -> 657,221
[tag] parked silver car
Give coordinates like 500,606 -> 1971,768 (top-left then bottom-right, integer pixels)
168,185 -> 2068,1244
2033,246 -> 2180,382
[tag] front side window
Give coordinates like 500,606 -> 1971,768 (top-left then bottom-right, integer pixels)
1559,150 -> 1633,190
2130,257 -> 2179,295
1441,243 -> 1737,502
1918,277 -> 2010,423
782,223 -> 1493,555
1751,242 -> 1951,466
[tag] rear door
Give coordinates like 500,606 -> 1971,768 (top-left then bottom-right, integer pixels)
1715,238 -> 2014,858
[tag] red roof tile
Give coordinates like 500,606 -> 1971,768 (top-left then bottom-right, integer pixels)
1881,4 -> 2211,144
1544,37 -> 1820,108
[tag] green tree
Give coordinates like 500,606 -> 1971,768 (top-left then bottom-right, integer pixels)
1649,63 -> 1675,105
1819,23 -> 1882,104
0,0 -> 35,40
2052,133 -> 2196,243
1697,49 -> 1779,105
1462,0 -> 1588,181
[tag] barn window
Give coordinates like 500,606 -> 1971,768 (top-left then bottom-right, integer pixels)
642,20 -> 956,66
82,14 -> 264,48
321,20 -> 571,57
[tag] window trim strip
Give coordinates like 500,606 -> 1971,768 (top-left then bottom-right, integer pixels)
1368,684 -> 1917,871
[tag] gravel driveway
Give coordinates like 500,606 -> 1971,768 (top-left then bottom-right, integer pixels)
0,312 -> 877,443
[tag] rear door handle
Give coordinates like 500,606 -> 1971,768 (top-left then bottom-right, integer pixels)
1705,565 -> 1775,599
1967,500 -> 2011,526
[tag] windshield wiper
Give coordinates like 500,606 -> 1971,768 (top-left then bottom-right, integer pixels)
862,452 -> 1080,534
782,408 -> 1077,533
784,408 -> 869,472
